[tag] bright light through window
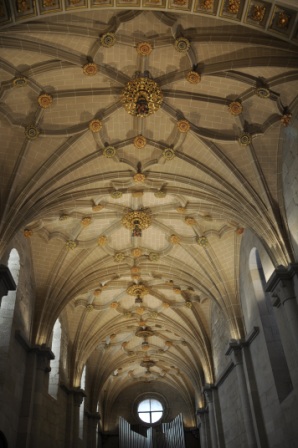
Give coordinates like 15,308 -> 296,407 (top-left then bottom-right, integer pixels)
137,398 -> 163,424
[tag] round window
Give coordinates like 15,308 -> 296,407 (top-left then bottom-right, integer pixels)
137,398 -> 163,424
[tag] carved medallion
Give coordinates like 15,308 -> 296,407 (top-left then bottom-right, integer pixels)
23,229 -> 32,238
280,113 -> 292,127
163,148 -> 175,160
121,77 -> 163,117
149,252 -> 160,261
256,87 -> 270,98
196,236 -> 208,246
251,5 -> 266,22
186,71 -> 201,84
81,217 -> 92,226
89,119 -> 102,133
177,120 -> 190,133
134,173 -> 146,183
228,101 -> 243,116
114,252 -> 125,262
83,62 -> 98,76
13,76 -> 27,87
92,204 -> 104,212
98,235 -> 107,246
136,42 -> 153,56
110,191 -> 123,199
185,217 -> 196,226
227,0 -> 240,14
134,135 -> 147,149
239,132 -> 252,146
38,93 -> 53,109
103,146 -> 117,158
174,37 -> 190,53
66,240 -> 77,250
25,124 -> 39,140
132,248 -> 142,258
170,234 -> 181,244
127,283 -> 149,297
100,33 -> 116,48
122,210 -> 151,230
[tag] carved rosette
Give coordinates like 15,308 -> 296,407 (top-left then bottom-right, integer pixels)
83,62 -> 98,76
174,37 -> 190,53
13,76 -> 27,87
25,124 -> 39,140
235,227 -> 245,235
38,93 -> 53,109
281,113 -> 292,127
149,252 -> 160,261
170,234 -> 181,244
93,289 -> 102,297
127,283 -> 149,297
98,235 -> 107,246
255,87 -> 270,98
251,5 -> 266,22
23,228 -> 33,238
163,148 -> 175,160
103,146 -> 117,158
186,71 -> 201,84
86,304 -> 94,312
163,302 -> 170,309
176,207 -> 186,214
173,287 -> 181,294
132,248 -> 142,258
134,135 -> 147,149
201,0 -> 213,9
89,119 -> 102,133
228,101 -> 243,116
134,173 -> 146,183
239,132 -> 252,146
66,240 -> 77,250
228,0 -> 240,14
81,217 -> 92,226
122,210 -> 151,230
196,236 -> 208,247
110,302 -> 119,309
278,11 -> 290,28
136,42 -> 153,56
154,191 -> 166,198
92,204 -> 104,212
185,301 -> 193,308
121,77 -> 163,117
185,217 -> 196,226
110,191 -> 123,199
114,252 -> 125,262
177,120 -> 190,133
100,33 -> 116,48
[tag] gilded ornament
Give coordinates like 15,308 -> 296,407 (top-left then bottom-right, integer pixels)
154,191 -> 166,198
100,33 -> 116,48
131,267 -> 140,275
13,76 -> 27,87
196,236 -> 208,246
136,42 -> 153,56
174,0 -> 187,5
149,252 -> 160,262
228,101 -> 243,116
227,0 -> 240,14
150,312 -> 158,318
170,234 -> 181,244
239,132 -> 252,146
201,0 -> 213,9
98,235 -> 107,246
25,124 -> 39,140
281,113 -> 292,127
136,307 -> 145,315
38,93 -> 53,109
186,71 -> 201,84
278,11 -> 290,29
66,240 -> 77,250
122,210 -> 151,231
256,87 -> 270,99
132,191 -> 144,198
110,191 -> 123,199
251,5 -> 266,22
134,135 -> 147,148
89,119 -> 102,133
134,173 -> 146,183
163,302 -> 170,308
86,304 -> 94,311
235,227 -> 244,235
17,0 -> 30,13
132,248 -> 142,258
93,289 -> 102,297
127,284 -> 149,297
92,204 -> 104,212
176,207 -> 186,214
59,214 -> 69,221
185,301 -> 193,308
173,287 -> 181,294
83,62 -> 98,76
103,146 -> 117,158
121,77 -> 163,117
23,228 -> 32,238
174,37 -> 190,53
132,275 -> 140,281
185,217 -> 196,226
163,148 -> 175,160
81,217 -> 91,226
177,120 -> 190,133
43,0 -> 56,6
114,252 -> 125,262
110,302 -> 119,309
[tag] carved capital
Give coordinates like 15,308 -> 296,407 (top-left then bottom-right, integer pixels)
266,265 -> 296,306
203,384 -> 216,404
226,341 -> 242,365
31,345 -> 54,372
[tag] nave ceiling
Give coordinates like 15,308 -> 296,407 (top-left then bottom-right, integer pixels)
0,1 -> 298,423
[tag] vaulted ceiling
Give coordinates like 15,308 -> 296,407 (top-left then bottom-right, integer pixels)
1,0 -> 298,428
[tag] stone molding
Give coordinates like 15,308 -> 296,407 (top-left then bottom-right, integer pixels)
266,263 -> 298,307
60,384 -> 86,406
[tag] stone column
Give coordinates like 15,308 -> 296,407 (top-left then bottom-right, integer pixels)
203,386 -> 218,448
196,408 -> 210,448
0,264 -> 16,301
266,265 -> 298,355
63,387 -> 85,448
29,345 -> 54,448
86,411 -> 100,448
227,343 -> 257,448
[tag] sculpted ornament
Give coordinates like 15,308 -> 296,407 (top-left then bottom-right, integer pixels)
23,229 -> 32,238
127,283 -> 149,297
92,204 -> 104,212
38,93 -> 53,109
121,76 -> 163,117
228,101 -> 243,116
100,33 -> 116,48
163,148 -> 175,160
239,132 -> 252,146
170,234 -> 181,244
134,135 -> 147,148
83,62 -> 98,76
25,124 -> 39,140
98,235 -> 107,246
134,173 -> 146,183
66,240 -> 77,250
251,5 -> 266,22
132,248 -> 142,258
255,87 -> 270,98
103,146 -> 117,158
177,120 -> 190,133
81,217 -> 91,226
136,42 -> 153,56
110,191 -> 123,199
185,217 -> 196,226
186,71 -> 201,84
89,119 -> 102,133
13,77 -> 27,87
122,210 -> 151,231
174,37 -> 190,53
149,252 -> 160,261
114,252 -> 125,262
281,113 -> 292,127
154,191 -> 166,198
196,236 -> 208,246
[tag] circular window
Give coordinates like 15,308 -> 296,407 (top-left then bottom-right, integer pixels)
137,398 -> 163,424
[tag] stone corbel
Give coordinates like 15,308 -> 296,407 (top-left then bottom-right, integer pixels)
266,265 -> 296,306
61,386 -> 86,407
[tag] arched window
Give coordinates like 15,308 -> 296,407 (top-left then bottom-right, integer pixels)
79,366 -> 86,439
137,398 -> 163,424
48,319 -> 62,399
